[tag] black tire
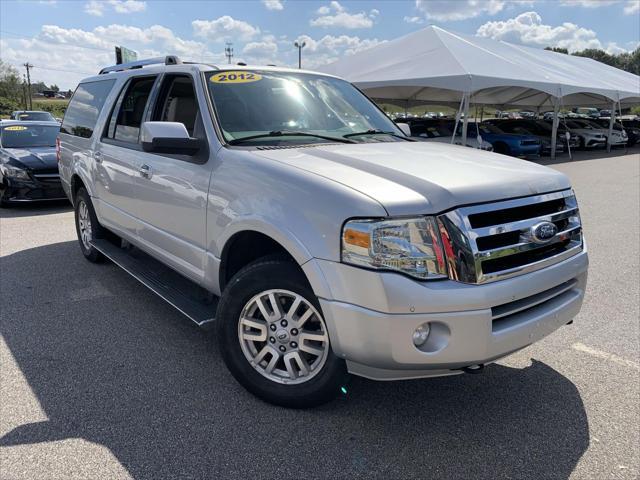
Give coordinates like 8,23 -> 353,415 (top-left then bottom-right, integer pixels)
216,256 -> 348,408
74,187 -> 105,263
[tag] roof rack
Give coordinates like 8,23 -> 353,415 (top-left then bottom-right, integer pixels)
99,55 -> 182,75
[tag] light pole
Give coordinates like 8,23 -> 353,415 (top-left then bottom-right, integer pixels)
294,41 -> 306,69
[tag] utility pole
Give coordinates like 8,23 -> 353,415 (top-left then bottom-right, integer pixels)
224,43 -> 234,64
23,62 -> 33,110
22,75 -> 28,110
294,41 -> 306,69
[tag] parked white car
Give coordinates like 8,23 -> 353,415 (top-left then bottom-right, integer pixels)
581,119 -> 628,146
563,120 -> 607,149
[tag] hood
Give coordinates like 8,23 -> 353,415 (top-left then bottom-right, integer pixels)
488,132 -> 540,142
1,147 -> 57,171
254,142 -> 570,215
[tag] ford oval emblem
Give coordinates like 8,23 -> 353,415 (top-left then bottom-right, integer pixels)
531,222 -> 558,243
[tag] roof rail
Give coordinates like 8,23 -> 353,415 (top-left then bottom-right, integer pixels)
99,56 -> 182,75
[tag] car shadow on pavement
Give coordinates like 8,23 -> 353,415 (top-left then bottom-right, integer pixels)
536,146 -> 638,166
0,241 -> 589,480
0,200 -> 71,218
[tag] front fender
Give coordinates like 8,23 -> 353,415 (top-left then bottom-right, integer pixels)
215,215 -> 313,265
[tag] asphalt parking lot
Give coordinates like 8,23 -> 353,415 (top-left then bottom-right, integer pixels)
1,149 -> 638,480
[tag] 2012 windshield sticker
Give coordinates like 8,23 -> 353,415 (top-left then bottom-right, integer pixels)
4,126 -> 28,131
210,72 -> 262,84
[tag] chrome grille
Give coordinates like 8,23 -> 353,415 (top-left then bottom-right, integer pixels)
438,190 -> 583,284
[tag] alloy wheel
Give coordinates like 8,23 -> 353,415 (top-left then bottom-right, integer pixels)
77,200 -> 92,250
238,289 -> 329,385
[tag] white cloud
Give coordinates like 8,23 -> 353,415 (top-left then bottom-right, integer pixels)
262,0 -> 283,10
476,11 -> 634,53
192,16 -> 260,42
84,0 -> 146,16
242,39 -> 278,62
292,34 -> 385,68
109,0 -> 146,13
310,1 -> 375,29
558,0 -> 640,12
414,0 -> 510,22
559,0 -> 619,6
404,16 -> 424,24
624,0 -> 640,13
1,23 -> 224,90
84,0 -> 105,16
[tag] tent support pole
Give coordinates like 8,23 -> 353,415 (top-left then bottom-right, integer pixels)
451,95 -> 465,145
607,100 -> 616,153
551,100 -> 560,160
461,92 -> 470,147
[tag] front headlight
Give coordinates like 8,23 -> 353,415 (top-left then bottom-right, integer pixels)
0,164 -> 30,180
342,217 -> 447,280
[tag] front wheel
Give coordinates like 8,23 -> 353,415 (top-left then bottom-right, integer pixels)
216,257 -> 348,408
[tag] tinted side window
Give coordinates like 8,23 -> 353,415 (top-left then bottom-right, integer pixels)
61,80 -> 115,138
106,76 -> 156,143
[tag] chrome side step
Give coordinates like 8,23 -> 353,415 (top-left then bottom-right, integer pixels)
91,239 -> 218,328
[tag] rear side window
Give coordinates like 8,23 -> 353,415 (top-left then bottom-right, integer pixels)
61,80 -> 115,138
105,76 -> 156,143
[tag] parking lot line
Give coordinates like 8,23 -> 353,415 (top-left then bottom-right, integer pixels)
572,342 -> 640,371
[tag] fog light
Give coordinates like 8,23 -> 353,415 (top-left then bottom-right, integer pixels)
412,323 -> 431,347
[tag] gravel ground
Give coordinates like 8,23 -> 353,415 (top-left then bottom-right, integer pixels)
1,149 -> 638,480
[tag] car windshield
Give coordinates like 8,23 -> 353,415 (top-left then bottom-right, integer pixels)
457,123 -> 502,135
206,70 -> 403,144
16,112 -> 55,121
1,125 -> 58,148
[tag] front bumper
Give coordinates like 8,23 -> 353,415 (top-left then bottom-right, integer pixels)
513,144 -> 541,158
304,247 -> 588,381
0,174 -> 67,203
583,137 -> 607,148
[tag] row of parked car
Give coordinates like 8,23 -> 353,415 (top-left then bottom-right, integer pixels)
397,117 -> 639,157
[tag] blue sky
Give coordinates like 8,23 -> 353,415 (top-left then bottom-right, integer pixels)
1,0 -> 639,89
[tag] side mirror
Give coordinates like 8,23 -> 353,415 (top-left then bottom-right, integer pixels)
396,122 -> 412,137
141,121 -> 201,155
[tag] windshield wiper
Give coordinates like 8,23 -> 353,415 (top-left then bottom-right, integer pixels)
343,129 -> 415,141
228,130 -> 356,145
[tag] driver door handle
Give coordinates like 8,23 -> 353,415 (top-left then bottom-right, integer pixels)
139,164 -> 153,179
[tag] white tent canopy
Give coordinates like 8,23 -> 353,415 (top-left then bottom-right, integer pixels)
319,25 -> 640,108
319,25 -> 640,158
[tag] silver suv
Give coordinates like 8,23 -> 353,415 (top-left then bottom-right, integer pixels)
58,57 -> 588,408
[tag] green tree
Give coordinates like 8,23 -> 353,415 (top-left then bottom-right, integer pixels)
0,60 -> 23,115
545,47 -> 569,54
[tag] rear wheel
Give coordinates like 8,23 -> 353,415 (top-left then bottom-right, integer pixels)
74,187 -> 105,263
216,257 -> 348,408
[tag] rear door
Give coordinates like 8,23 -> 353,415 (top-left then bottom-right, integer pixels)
129,73 -> 211,283
94,75 -> 158,238
58,79 -> 115,201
